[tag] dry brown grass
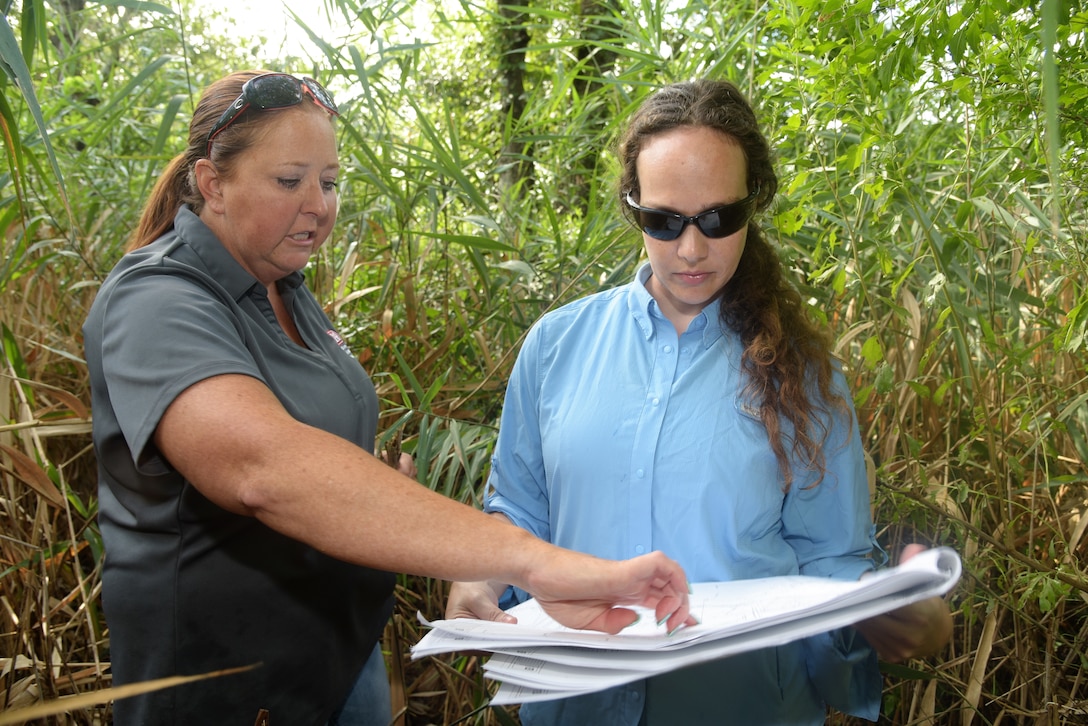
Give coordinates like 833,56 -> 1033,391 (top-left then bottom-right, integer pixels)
4,282 -> 1087,726
3,246 -> 1088,725
3,12 -> 1087,719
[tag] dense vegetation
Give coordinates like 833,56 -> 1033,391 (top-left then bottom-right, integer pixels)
2,0 -> 1086,723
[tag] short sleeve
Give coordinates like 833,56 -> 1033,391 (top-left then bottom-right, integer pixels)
93,266 -> 263,472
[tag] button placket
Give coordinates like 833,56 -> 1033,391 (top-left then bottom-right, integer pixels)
627,333 -> 680,558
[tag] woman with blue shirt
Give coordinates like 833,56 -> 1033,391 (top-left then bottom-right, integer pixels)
446,79 -> 952,724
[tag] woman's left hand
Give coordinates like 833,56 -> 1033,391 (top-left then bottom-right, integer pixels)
396,453 -> 417,479
853,544 -> 954,662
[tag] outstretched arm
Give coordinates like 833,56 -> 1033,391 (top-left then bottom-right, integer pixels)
155,373 -> 694,634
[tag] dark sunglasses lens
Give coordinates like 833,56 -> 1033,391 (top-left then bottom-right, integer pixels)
697,203 -> 752,238
696,210 -> 726,237
302,78 -> 338,112
696,209 -> 743,238
639,211 -> 684,241
248,74 -> 304,109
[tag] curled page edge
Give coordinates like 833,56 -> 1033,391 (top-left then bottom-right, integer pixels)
411,546 -> 963,665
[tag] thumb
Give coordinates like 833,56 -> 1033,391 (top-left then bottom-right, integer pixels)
487,608 -> 518,625
899,543 -> 927,563
446,601 -> 517,624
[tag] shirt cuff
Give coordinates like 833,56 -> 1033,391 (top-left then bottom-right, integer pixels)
804,627 -> 881,721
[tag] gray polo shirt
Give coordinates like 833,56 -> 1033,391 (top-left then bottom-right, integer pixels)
83,206 -> 395,725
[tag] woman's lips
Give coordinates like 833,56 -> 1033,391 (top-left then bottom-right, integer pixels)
675,271 -> 711,284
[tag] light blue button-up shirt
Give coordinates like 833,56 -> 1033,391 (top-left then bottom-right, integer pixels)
486,264 -> 882,725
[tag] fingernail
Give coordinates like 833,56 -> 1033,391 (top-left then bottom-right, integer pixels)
667,615 -> 699,636
657,613 -> 670,627
624,614 -> 642,629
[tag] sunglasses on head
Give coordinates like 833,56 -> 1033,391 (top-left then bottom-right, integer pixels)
205,73 -> 339,157
624,189 -> 760,241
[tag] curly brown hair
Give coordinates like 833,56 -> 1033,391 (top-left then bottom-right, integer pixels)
616,79 -> 849,491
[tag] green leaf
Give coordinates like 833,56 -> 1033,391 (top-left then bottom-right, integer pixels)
0,12 -> 71,226
861,336 -> 884,367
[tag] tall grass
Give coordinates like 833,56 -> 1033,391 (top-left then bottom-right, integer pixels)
1,0 -> 1086,723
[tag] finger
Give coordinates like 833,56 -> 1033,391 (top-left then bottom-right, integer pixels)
632,552 -> 689,602
648,588 -> 698,634
665,604 -> 698,633
651,594 -> 679,628
597,607 -> 640,635
640,558 -> 696,632
446,599 -> 517,623
899,543 -> 926,563
398,453 -> 417,478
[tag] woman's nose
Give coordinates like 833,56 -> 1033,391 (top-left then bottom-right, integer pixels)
675,224 -> 709,262
302,180 -> 330,216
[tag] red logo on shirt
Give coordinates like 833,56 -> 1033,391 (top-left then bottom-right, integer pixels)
325,329 -> 352,356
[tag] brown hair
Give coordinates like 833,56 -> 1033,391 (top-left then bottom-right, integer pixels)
616,79 -> 849,491
127,69 -> 314,251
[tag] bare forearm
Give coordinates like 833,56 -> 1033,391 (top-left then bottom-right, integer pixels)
256,435 -> 549,584
156,374 -> 549,585
156,374 -> 696,635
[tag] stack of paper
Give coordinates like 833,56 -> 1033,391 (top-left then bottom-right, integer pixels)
412,547 -> 961,705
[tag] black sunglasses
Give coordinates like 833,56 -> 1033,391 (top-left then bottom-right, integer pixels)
205,73 -> 339,157
624,189 -> 760,241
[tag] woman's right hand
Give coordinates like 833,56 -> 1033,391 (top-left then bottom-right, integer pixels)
446,580 -> 517,624
526,550 -> 694,635
444,513 -> 693,635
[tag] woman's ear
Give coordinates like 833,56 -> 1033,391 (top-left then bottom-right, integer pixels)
194,159 -> 225,214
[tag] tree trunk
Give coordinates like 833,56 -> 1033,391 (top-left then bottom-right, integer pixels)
566,0 -> 620,209
496,0 -> 534,199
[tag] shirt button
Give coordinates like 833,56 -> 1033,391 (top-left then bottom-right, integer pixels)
635,545 -> 645,554
663,345 -> 673,354
652,397 -> 660,406
636,468 -> 645,478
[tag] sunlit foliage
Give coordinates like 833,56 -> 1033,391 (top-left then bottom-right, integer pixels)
2,0 -> 1086,722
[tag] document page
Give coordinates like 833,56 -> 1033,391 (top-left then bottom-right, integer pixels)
412,546 -> 961,704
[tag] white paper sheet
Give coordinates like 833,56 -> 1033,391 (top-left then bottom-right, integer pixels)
412,546 -> 961,704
